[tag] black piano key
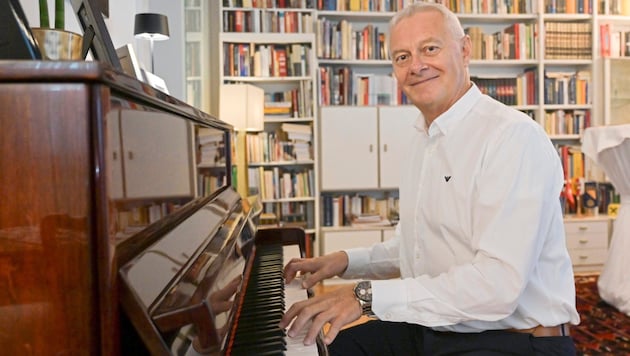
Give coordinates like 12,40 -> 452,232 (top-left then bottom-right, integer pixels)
227,243 -> 303,356
235,325 -> 284,337
240,303 -> 284,313
230,340 -> 286,355
237,311 -> 284,323
233,328 -> 285,344
241,298 -> 284,309
234,320 -> 283,334
243,290 -> 283,300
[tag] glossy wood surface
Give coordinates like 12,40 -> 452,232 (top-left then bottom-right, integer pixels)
0,62 -> 116,355
0,61 -> 234,355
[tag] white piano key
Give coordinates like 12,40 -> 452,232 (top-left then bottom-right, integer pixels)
283,278 -> 320,355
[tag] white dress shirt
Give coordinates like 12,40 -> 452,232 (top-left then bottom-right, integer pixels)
342,84 -> 580,332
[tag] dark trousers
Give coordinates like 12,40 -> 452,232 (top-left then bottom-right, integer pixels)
329,320 -> 576,356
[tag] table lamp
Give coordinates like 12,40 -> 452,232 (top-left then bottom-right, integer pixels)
134,13 -> 169,73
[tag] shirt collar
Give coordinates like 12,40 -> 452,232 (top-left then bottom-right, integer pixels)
420,83 -> 481,137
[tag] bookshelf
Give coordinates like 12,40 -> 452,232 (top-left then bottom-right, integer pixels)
190,1 -> 625,264
205,2 -> 320,253
597,2 -> 630,126
184,0 -> 209,111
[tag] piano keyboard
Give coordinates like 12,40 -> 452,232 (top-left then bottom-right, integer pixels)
227,244 -> 320,356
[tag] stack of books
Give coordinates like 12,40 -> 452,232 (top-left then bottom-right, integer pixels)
197,127 -> 225,166
264,101 -> 292,117
281,123 -> 312,161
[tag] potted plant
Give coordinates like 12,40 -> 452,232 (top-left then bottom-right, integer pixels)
32,0 -> 83,60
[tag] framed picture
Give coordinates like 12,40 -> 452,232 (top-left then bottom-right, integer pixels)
116,44 -> 144,81
142,69 -> 170,94
97,0 -> 109,18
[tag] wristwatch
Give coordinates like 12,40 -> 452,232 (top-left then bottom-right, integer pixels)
353,280 -> 373,316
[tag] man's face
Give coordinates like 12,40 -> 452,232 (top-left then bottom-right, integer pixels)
390,10 -> 471,120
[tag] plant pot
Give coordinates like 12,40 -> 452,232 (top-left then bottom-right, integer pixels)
31,28 -> 83,60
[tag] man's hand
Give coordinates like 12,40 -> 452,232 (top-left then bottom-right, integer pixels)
283,251 -> 349,288
279,285 -> 361,346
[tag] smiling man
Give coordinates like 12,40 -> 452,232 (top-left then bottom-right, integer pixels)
279,3 -> 579,355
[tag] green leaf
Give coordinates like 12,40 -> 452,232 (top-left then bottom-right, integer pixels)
54,0 -> 64,30
39,0 -> 50,28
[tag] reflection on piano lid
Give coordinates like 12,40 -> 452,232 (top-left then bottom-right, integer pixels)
118,186 -> 327,355
119,186 -> 246,353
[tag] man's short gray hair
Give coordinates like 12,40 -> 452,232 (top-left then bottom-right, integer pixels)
389,2 -> 465,39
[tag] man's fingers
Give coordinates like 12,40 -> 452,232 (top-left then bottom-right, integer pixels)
302,271 -> 324,289
323,315 -> 348,345
286,301 -> 328,338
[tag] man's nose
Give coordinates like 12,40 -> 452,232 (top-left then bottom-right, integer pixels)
409,55 -> 427,74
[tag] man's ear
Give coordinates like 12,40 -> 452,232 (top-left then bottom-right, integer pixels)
461,35 -> 472,64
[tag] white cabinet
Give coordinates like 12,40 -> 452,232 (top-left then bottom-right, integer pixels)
322,229 -> 382,285
320,106 -> 377,189
378,106 -> 419,188
564,217 -> 610,273
320,105 -> 418,190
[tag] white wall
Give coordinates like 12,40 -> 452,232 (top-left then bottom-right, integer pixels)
147,0 -> 184,101
21,0 -> 184,101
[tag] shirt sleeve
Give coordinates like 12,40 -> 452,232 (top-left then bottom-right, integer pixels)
341,223 -> 402,280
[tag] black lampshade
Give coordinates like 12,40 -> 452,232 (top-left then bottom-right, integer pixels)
134,13 -> 170,41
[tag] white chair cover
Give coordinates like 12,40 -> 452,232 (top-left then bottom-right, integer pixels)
581,124 -> 630,316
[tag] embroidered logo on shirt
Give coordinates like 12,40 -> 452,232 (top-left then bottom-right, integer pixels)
444,176 -> 452,182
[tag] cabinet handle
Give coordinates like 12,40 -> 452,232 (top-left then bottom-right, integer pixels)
578,226 -> 588,231
579,239 -> 589,244
113,151 -> 118,160
579,255 -> 588,260
128,151 -> 134,160
383,144 -> 388,152
369,144 -> 373,153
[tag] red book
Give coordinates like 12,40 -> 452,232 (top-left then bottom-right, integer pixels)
276,48 -> 288,77
600,24 -> 611,58
234,10 -> 243,33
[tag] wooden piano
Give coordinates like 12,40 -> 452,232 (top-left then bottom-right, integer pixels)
0,61 -> 326,355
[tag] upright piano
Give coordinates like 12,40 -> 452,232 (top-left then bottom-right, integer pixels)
0,61 -> 326,355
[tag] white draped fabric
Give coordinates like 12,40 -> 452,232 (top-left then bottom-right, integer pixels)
581,124 -> 630,316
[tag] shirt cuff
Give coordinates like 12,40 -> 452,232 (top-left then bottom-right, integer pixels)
341,247 -> 371,278
371,279 -> 407,320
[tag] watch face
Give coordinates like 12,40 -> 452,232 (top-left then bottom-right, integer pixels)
355,281 -> 372,302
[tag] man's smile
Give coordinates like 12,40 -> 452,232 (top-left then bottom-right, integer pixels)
409,75 -> 439,86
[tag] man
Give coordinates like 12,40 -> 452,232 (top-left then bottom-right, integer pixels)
279,3 -> 579,355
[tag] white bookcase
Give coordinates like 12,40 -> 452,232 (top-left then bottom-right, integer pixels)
201,3 -> 320,254
187,0 -> 625,265
184,0 -> 210,112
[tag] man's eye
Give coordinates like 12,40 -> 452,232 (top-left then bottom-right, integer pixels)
425,46 -> 440,55
394,54 -> 408,63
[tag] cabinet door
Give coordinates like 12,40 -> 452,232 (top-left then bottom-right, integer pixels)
378,106 -> 419,189
323,230 -> 382,284
320,106 -> 378,190
120,111 -> 193,199
323,230 -> 382,254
